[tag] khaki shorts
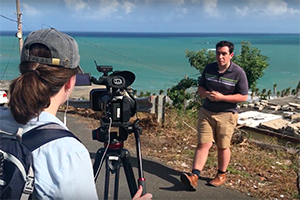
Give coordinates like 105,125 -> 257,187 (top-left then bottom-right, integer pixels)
197,107 -> 238,148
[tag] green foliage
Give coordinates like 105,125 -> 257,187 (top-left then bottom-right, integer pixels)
273,84 -> 277,95
166,77 -> 197,110
137,91 -> 153,97
277,91 -> 280,98
232,41 -> 269,89
185,49 -> 215,74
296,81 -> 300,96
267,90 -> 272,99
138,91 -> 145,97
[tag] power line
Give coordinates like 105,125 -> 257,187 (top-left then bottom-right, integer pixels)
1,37 -> 17,80
0,14 -> 17,23
0,13 -> 31,32
75,37 -> 182,76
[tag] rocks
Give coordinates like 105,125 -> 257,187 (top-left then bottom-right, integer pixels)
240,96 -> 300,139
242,97 -> 300,117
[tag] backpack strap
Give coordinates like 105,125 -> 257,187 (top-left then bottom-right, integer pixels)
22,123 -> 80,151
20,166 -> 34,200
19,123 -> 80,200
0,149 -> 27,183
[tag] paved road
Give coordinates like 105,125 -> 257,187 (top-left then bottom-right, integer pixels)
58,112 -> 257,200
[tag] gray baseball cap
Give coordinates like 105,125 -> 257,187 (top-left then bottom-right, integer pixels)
20,28 -> 83,74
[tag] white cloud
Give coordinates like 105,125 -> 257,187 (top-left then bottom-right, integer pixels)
233,0 -> 300,17
288,7 -> 300,15
175,0 -> 185,6
263,0 -> 288,16
98,0 -> 120,18
63,0 -> 88,11
22,3 -> 41,16
202,0 -> 220,18
58,0 -> 299,23
122,1 -> 136,14
233,6 -> 251,17
82,0 -> 138,19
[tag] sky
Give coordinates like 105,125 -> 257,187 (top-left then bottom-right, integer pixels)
0,0 -> 299,33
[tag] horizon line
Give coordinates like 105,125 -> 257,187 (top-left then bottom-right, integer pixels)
0,30 -> 299,35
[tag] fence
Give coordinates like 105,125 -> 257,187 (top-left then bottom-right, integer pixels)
150,95 -> 168,124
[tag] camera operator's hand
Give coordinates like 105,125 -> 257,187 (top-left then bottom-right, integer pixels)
132,185 -> 153,200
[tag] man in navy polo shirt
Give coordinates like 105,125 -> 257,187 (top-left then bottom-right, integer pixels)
180,41 -> 248,190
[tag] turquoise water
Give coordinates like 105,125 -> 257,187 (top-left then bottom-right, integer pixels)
0,32 -> 299,94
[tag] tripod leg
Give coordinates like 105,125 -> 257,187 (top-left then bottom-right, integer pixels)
104,163 -> 110,200
93,148 -> 106,181
134,126 -> 147,195
113,168 -> 120,200
105,152 -> 122,200
120,149 -> 138,198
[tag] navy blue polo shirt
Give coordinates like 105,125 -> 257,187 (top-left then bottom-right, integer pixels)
198,61 -> 248,113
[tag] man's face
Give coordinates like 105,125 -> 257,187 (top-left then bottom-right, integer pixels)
215,46 -> 234,68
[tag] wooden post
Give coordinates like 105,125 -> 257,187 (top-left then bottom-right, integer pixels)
150,95 -> 166,124
16,0 -> 23,55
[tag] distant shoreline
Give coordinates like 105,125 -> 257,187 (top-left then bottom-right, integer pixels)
0,80 -> 100,100
1,31 -> 299,37
1,79 -> 299,105
0,80 -> 10,91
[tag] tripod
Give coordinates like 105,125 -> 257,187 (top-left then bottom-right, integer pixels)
92,119 -> 146,200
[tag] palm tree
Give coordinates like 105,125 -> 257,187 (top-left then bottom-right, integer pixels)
286,87 -> 291,96
261,88 -> 267,99
251,87 -> 256,100
281,90 -> 285,97
254,88 -> 259,97
267,90 -> 272,99
296,81 -> 300,97
257,92 -> 261,99
277,91 -> 280,98
139,91 -> 144,97
273,84 -> 277,96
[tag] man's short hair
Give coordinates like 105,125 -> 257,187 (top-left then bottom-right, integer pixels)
216,41 -> 234,54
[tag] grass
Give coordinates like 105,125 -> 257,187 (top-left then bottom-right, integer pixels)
132,109 -> 300,200
62,105 -> 300,200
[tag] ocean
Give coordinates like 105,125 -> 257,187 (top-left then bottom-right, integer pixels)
0,32 -> 299,94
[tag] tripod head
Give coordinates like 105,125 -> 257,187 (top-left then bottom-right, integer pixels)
92,118 -> 142,149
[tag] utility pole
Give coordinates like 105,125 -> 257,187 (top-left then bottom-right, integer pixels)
16,0 -> 23,55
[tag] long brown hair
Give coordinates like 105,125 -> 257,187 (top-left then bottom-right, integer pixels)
9,44 -> 77,124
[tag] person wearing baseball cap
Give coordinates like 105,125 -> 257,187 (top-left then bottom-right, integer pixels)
8,28 -> 152,200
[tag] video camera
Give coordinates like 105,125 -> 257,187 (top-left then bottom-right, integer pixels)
76,61 -> 139,143
76,62 -> 148,197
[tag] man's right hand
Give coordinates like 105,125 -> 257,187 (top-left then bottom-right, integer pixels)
132,185 -> 153,200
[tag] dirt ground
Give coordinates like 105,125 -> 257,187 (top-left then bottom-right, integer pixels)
2,79 -> 299,199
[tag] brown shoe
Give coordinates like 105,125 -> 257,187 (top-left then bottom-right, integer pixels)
180,173 -> 198,189
209,173 -> 226,187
